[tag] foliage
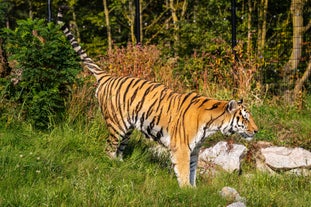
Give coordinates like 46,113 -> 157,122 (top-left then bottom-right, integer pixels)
0,0 -> 10,28
100,44 -> 160,79
2,0 -> 310,98
2,18 -> 80,128
175,39 -> 259,101
99,43 -> 185,91
176,0 -> 231,56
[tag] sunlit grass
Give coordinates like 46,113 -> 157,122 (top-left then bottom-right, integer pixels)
1,99 -> 311,206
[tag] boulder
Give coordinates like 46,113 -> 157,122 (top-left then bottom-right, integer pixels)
259,146 -> 311,171
220,186 -> 246,206
199,141 -> 247,172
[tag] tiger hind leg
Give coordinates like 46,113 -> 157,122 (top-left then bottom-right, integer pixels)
116,130 -> 133,158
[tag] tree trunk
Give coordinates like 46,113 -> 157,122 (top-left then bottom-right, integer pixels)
103,0 -> 112,52
169,0 -> 179,46
71,9 -> 81,43
140,1 -> 143,43
247,0 -> 252,56
169,0 -> 188,53
286,0 -> 311,106
28,0 -> 33,19
260,0 -> 268,53
129,1 -> 135,44
257,0 -> 268,57
294,58 -> 311,99
285,0 -> 306,73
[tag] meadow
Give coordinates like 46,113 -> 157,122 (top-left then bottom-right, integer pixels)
1,99 -> 311,207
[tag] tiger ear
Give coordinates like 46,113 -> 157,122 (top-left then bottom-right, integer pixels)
227,100 -> 239,114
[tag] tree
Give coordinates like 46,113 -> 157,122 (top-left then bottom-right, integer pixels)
3,19 -> 80,128
257,0 -> 268,57
103,0 -> 112,51
285,0 -> 311,103
169,0 -> 188,53
285,0 -> 310,72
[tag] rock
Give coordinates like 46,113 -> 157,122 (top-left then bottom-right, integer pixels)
260,146 -> 311,171
286,168 -> 311,176
227,202 -> 247,207
220,186 -> 246,203
254,141 -> 273,148
199,141 -> 247,172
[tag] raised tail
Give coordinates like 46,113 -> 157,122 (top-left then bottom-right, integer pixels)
57,6 -> 106,82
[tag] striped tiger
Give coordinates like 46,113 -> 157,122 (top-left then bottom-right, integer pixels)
57,6 -> 258,187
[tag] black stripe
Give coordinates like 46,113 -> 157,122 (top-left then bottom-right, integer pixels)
155,128 -> 163,141
198,98 -> 210,107
180,95 -> 199,120
130,79 -> 148,105
115,78 -> 130,131
146,99 -> 158,117
140,112 -> 146,129
122,78 -> 136,110
166,93 -> 175,113
153,88 -> 166,112
134,83 -> 155,114
97,74 -> 111,84
107,122 -> 125,137
205,102 -> 221,110
178,93 -> 192,110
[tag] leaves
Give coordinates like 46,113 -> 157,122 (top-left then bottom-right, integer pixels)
3,18 -> 80,128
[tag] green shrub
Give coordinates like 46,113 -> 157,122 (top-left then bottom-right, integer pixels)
2,18 -> 80,128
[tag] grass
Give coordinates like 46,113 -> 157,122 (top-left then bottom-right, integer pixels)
251,99 -> 311,150
1,99 -> 311,206
0,122 -> 225,206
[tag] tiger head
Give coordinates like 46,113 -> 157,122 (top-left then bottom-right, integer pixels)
222,99 -> 258,140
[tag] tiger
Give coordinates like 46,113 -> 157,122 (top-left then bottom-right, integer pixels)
57,6 -> 258,187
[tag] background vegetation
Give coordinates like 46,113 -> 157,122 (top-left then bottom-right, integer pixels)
0,0 -> 311,206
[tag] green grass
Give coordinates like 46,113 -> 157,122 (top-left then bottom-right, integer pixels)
251,100 -> 311,150
0,122 -> 225,206
1,100 -> 311,206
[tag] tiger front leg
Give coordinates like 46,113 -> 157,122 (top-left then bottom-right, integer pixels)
170,146 -> 192,187
106,126 -> 132,160
189,151 -> 199,186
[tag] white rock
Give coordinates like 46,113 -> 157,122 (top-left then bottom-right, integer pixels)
286,168 -> 311,176
260,146 -> 311,170
220,186 -> 246,203
199,141 -> 247,172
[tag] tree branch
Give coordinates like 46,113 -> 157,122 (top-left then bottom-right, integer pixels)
294,56 -> 311,97
304,19 -> 311,32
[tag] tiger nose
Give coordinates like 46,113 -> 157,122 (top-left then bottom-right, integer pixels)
254,130 -> 258,134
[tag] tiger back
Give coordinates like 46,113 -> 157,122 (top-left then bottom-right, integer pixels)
57,6 -> 258,187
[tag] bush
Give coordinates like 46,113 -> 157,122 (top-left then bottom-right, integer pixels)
2,18 -> 80,128
175,40 -> 258,101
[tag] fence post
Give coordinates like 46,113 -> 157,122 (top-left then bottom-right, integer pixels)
47,0 -> 52,22
231,0 -> 238,96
